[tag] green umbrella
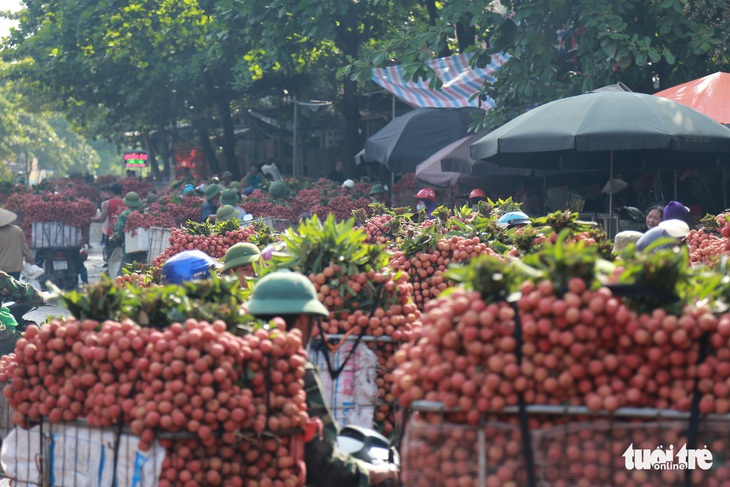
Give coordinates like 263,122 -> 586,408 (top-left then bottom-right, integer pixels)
468,91 -> 730,233
470,91 -> 730,170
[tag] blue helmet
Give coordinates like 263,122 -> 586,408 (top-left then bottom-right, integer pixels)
182,184 -> 196,196
497,211 -> 531,229
161,250 -> 218,284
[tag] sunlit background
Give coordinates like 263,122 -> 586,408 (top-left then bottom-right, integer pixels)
0,0 -> 22,40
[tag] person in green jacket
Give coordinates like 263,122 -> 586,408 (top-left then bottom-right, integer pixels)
113,192 -> 146,275
0,270 -> 44,308
244,271 -> 399,487
0,270 -> 45,330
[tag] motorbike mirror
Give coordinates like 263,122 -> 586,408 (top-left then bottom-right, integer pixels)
337,435 -> 364,454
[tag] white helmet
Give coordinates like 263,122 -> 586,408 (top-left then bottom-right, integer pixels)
497,211 -> 531,229
342,179 -> 355,189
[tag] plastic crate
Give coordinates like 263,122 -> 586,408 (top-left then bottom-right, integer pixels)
147,227 -> 172,264
30,222 -> 83,248
124,228 -> 151,253
546,187 -> 585,212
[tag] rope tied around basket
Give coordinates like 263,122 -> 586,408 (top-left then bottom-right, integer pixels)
314,284 -> 385,380
510,299 -> 538,487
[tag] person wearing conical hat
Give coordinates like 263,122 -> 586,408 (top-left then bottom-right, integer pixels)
0,208 -> 34,279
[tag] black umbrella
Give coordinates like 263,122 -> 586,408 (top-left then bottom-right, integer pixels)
463,91 -> 730,231
363,107 -> 486,174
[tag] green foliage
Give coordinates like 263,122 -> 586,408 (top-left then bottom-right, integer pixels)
0,165 -> 12,184
249,220 -> 278,247
445,253 -> 526,303
266,213 -> 388,276
613,240 -> 691,313
2,0 -> 244,176
350,0 -> 730,128
183,218 -> 241,237
530,210 -> 590,234
62,275 -> 250,331
522,229 -> 602,295
401,219 -> 446,257
0,63 -> 101,175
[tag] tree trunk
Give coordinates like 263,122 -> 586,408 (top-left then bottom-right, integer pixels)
194,118 -> 220,178
144,132 -> 160,179
424,0 -> 452,58
336,7 -> 364,174
162,131 -> 172,180
342,78 -> 360,175
456,17 -> 476,52
205,73 -> 241,180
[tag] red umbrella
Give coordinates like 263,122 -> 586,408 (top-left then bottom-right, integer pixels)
654,72 -> 730,124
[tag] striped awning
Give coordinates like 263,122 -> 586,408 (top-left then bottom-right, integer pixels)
371,52 -> 509,109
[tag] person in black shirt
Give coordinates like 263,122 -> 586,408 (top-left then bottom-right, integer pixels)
327,158 -> 346,184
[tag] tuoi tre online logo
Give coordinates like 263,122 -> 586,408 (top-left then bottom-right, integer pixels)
623,443 -> 713,470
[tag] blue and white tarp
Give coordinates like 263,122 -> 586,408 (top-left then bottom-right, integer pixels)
371,52 -> 509,109
1,424 -> 165,487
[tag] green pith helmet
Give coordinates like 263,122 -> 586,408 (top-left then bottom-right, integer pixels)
145,192 -> 159,204
268,180 -> 287,199
220,188 -> 240,206
222,170 -> 233,179
122,191 -> 143,209
216,205 -> 238,222
229,181 -> 242,190
205,183 -> 222,201
369,184 -> 385,195
246,271 -> 329,317
221,242 -> 261,272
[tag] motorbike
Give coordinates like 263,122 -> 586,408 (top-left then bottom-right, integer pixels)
337,425 -> 400,487
35,247 -> 81,290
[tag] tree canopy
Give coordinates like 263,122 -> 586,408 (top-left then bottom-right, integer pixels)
3,0 -> 730,178
0,61 -> 104,175
351,0 -> 730,125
